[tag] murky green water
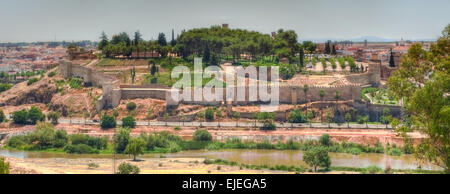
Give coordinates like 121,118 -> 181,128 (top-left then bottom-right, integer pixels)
0,149 -> 441,170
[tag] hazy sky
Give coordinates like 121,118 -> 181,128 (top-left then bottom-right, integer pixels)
0,0 -> 449,42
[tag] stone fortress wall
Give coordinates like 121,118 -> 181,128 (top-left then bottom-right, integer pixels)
60,60 -> 382,112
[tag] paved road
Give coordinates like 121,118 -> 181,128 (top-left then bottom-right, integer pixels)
4,114 -> 392,129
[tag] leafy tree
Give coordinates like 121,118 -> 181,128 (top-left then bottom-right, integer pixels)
387,25 -> 450,172
125,137 -> 146,161
100,115 -> 116,129
380,108 -> 392,128
98,31 -> 109,50
303,147 -> 331,172
345,113 -> 352,128
158,32 -> 167,46
114,128 -> 131,153
117,162 -> 140,174
193,129 -> 212,141
325,111 -> 334,128
122,115 -> 136,128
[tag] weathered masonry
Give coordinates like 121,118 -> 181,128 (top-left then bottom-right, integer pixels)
59,60 -> 381,111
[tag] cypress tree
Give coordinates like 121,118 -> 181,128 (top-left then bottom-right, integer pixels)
389,49 -> 396,67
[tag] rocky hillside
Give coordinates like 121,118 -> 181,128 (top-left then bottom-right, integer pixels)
0,77 -> 57,106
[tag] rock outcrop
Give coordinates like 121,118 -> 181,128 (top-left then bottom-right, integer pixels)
0,77 -> 57,106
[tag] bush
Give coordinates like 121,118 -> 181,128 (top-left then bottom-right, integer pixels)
205,108 -> 214,121
364,165 -> 383,174
279,63 -> 295,80
0,83 -> 12,92
117,162 -> 140,174
6,135 -> 27,148
28,106 -> 45,124
100,115 -> 116,129
47,111 -> 60,124
122,116 -> 136,128
88,163 -> 99,169
53,130 -> 69,148
288,109 -> 307,123
27,78 -> 39,85
68,77 -> 83,89
193,129 -> 212,141
126,102 -> 137,112
63,144 -> 98,154
48,71 -> 56,77
319,134 -> 331,146
12,109 -> 28,124
70,134 -> 89,145
388,148 -> 403,156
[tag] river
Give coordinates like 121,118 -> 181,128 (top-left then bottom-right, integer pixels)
0,149 -> 441,171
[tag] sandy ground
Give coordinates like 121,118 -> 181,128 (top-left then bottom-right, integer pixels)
4,157 -> 296,174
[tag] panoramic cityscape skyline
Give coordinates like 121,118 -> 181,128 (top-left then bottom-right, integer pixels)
0,0 -> 449,42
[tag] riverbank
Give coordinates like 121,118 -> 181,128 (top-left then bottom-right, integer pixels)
3,156 -> 293,174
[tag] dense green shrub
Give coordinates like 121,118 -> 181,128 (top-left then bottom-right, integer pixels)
11,107 -> 45,125
63,144 -> 99,154
388,148 -> 403,156
114,128 -> 131,153
126,102 -> 137,112
279,63 -> 295,80
205,107 -> 214,121
27,78 -> 39,86
288,109 -> 308,123
193,129 -> 212,141
100,115 -> 116,129
319,134 -> 331,146
117,162 -> 140,174
122,115 -> 136,128
12,109 -> 29,124
48,71 -> 56,77
28,106 -> 45,124
68,77 -> 83,89
0,83 -> 12,92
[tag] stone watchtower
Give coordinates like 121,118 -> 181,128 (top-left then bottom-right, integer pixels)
367,61 -> 381,87
59,60 -> 72,78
